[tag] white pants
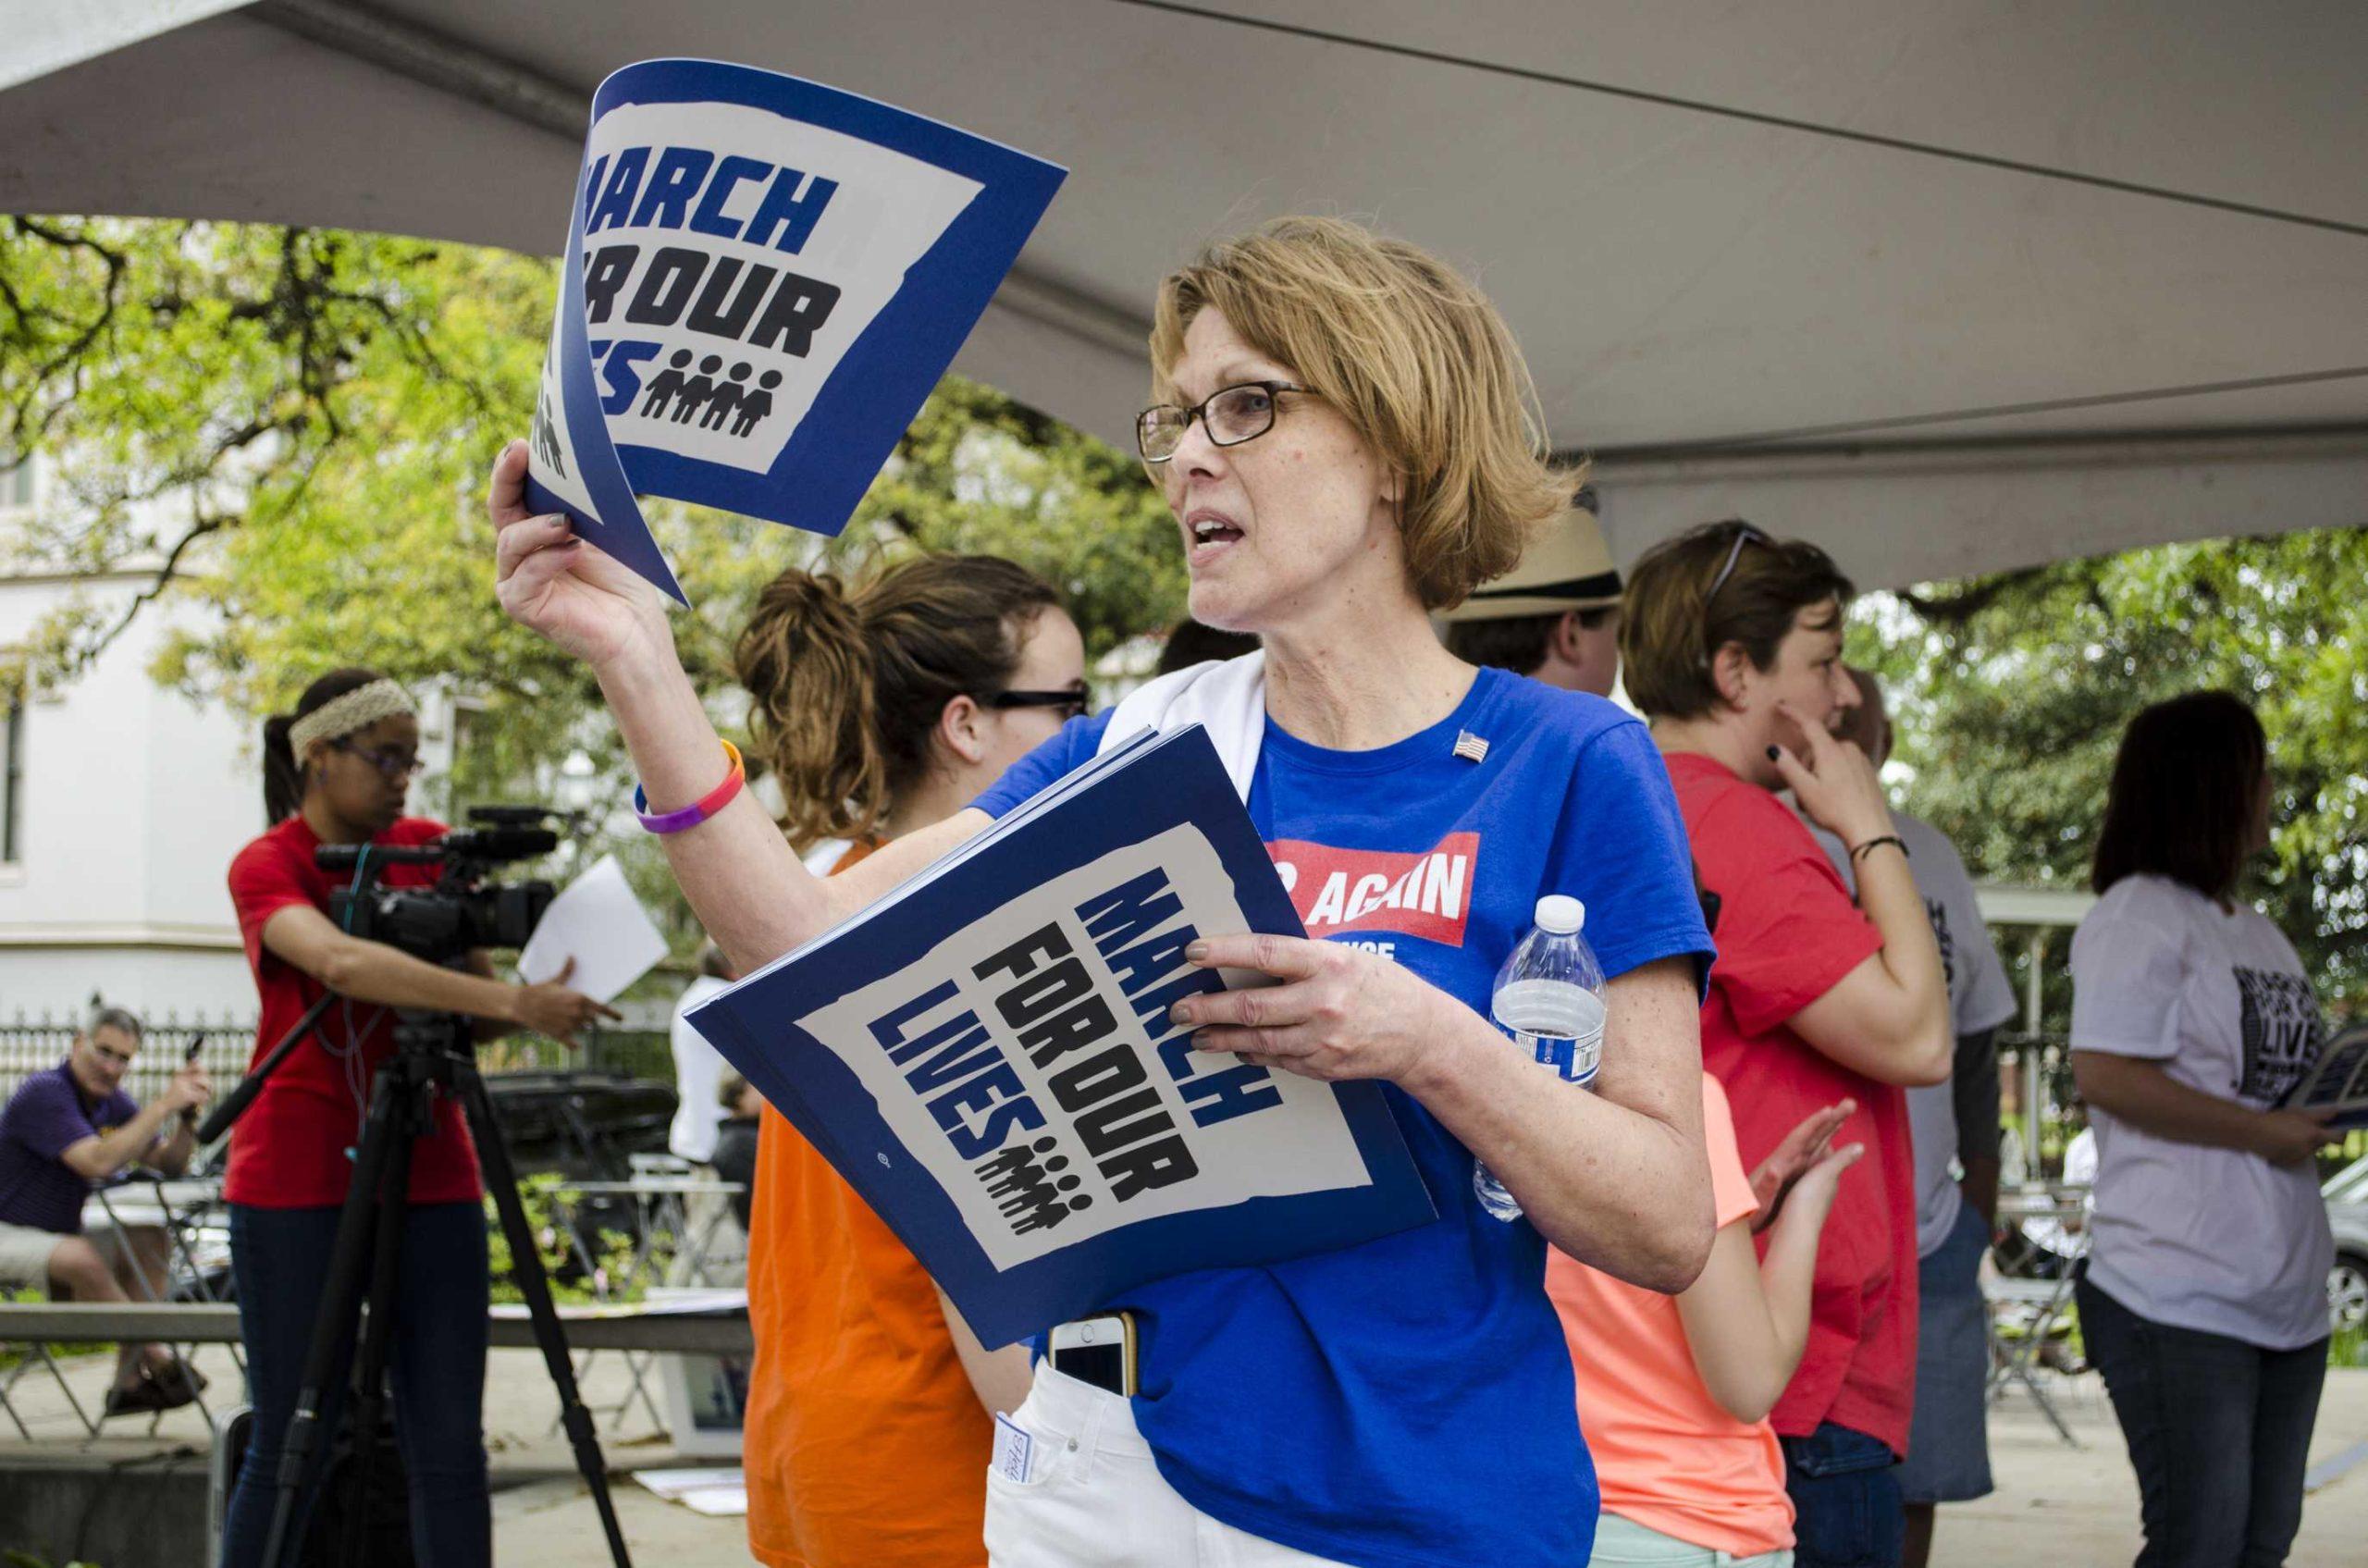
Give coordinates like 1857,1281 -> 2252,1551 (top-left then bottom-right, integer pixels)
985,1364 -> 1351,1567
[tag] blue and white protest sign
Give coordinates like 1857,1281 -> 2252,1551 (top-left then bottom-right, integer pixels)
687,726 -> 1435,1347
525,60 -> 1067,601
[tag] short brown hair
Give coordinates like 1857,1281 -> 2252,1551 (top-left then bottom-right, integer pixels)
735,555 -> 1060,850
2092,691 -> 2266,901
1150,216 -> 1572,611
1620,521 -> 1856,721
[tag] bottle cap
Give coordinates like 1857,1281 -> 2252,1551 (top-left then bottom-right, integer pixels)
1535,895 -> 1585,934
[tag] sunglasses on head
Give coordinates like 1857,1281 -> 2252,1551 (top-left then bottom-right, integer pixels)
1703,523 -> 1773,606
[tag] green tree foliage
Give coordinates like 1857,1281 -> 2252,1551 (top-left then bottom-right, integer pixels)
1850,530 -> 2368,1012
0,216 -> 1183,938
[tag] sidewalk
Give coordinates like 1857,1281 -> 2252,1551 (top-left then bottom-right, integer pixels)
2,1339 -> 749,1563
10,1342 -> 2366,1564
1934,1365 -> 2368,1567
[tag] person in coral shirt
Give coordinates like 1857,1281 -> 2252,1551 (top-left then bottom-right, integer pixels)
1553,1079 -> 1861,1566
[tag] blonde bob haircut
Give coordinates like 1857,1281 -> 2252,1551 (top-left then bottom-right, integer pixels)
1149,216 -> 1573,611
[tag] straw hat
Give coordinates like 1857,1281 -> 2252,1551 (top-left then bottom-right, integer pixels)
1437,503 -> 1622,622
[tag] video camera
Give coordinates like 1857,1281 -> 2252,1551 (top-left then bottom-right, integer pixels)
316,805 -> 561,962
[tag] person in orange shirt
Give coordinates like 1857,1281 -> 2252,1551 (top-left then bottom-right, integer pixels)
728,553 -> 1089,1568
1550,1080 -> 1862,1566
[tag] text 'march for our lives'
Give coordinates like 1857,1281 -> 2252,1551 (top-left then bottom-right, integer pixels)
525,59 -> 1065,602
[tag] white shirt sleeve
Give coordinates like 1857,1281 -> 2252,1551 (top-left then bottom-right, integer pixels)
2063,1126 -> 2098,1187
2070,884 -> 2189,1061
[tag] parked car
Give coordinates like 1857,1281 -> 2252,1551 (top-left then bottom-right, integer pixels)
2322,1154 -> 2368,1333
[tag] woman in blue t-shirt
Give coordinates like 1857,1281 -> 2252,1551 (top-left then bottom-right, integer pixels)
488,216 -> 1715,1568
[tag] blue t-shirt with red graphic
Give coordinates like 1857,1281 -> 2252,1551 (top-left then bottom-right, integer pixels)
972,666 -> 1712,1568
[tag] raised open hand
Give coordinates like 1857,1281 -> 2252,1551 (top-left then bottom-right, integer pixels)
1747,1098 -> 1856,1232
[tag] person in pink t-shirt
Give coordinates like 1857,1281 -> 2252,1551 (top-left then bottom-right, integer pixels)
1552,1079 -> 1862,1566
1618,521 -> 1953,1568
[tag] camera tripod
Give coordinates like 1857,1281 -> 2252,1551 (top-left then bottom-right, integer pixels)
235,1006 -> 633,1568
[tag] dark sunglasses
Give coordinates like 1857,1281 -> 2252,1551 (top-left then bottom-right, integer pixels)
984,687 -> 1092,722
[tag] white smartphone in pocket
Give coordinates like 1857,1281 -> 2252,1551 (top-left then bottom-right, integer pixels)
1046,1312 -> 1137,1396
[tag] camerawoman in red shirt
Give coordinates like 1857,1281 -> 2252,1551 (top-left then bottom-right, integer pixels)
216,668 -> 612,1568
1621,523 -> 1951,1568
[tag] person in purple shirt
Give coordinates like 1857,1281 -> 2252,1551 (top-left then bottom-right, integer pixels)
0,1006 -> 214,1413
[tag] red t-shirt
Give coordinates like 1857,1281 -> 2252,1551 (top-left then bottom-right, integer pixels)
1665,752 -> 1918,1456
223,814 -> 482,1208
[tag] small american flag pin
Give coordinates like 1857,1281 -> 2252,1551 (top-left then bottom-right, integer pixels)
1452,730 -> 1489,764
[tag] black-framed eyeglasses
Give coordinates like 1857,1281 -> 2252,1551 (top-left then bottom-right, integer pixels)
1136,381 -> 1312,463
1703,522 -> 1772,606
330,738 -> 425,779
984,687 -> 1092,722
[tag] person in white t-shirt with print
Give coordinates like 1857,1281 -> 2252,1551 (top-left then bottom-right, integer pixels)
1806,669 -> 2018,1568
2069,690 -> 2337,1568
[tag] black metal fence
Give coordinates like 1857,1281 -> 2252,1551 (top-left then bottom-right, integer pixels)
0,1011 -> 676,1108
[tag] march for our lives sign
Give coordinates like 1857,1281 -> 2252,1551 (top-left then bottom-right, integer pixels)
525,60 -> 1066,601
687,727 -> 1435,1346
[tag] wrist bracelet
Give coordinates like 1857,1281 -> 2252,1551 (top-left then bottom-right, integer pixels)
1849,833 -> 1908,864
635,740 -> 745,834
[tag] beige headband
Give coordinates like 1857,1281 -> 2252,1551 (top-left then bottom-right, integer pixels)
289,679 -> 415,758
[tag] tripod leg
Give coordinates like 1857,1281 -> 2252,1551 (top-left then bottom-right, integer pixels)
341,1111 -> 417,1568
458,1063 -> 635,1568
260,1075 -> 405,1568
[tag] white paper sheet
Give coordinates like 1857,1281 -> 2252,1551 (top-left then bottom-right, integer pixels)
516,853 -> 670,1004
631,1467 -> 748,1515
631,1466 -> 744,1501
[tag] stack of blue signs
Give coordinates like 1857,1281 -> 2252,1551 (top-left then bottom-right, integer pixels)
686,724 -> 1435,1347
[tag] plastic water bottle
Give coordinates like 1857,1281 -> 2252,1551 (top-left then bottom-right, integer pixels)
1474,894 -> 1609,1222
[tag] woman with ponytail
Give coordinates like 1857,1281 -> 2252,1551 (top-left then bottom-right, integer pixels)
219,669 -> 613,1568
733,554 -> 1086,1568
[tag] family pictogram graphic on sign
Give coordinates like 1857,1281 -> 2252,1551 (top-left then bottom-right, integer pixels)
636,351 -> 783,437
975,1135 -> 1095,1238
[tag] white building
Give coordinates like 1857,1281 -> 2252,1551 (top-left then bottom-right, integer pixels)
0,565 -> 262,1021
0,454 -> 482,1025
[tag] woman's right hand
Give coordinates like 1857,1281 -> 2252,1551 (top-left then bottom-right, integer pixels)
1768,700 -> 1893,848
2251,1105 -> 2339,1167
488,439 -> 672,673
510,957 -> 623,1045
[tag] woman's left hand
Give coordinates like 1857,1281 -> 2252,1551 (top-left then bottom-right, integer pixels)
1169,933 -> 1456,1085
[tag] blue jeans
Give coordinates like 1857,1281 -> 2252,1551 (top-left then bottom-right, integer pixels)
1780,1422 -> 1902,1568
1898,1202 -> 1993,1504
218,1201 -> 490,1568
2075,1273 -> 2326,1568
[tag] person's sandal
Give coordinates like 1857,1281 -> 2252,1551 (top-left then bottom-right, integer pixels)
102,1366 -> 176,1417
102,1361 -> 203,1416
153,1360 -> 208,1406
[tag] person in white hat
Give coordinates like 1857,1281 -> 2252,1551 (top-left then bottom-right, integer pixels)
1440,502 -> 1624,698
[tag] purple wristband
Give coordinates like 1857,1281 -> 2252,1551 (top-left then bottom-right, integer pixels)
634,740 -> 745,834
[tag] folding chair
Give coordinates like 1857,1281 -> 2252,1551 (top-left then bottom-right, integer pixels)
0,1284 -> 100,1439
90,1179 -> 218,1433
1984,1200 -> 2090,1449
